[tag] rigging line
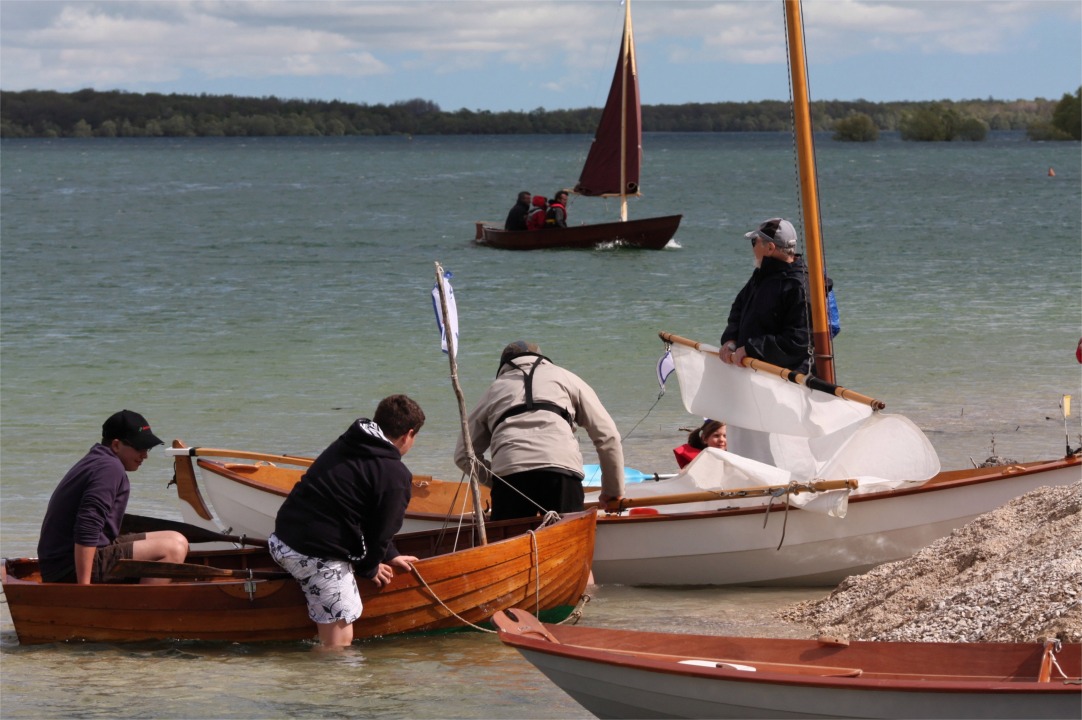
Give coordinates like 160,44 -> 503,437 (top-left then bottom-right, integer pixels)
620,388 -> 665,442
408,519 -> 554,634
782,1 -> 818,368
485,464 -> 553,518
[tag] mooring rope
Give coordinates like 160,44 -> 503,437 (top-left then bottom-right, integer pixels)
408,510 -> 585,633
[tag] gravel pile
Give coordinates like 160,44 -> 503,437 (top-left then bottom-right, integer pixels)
778,479 -> 1082,643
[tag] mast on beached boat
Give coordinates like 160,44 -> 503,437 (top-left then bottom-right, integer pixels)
784,0 -> 836,384
573,0 -> 641,223
434,261 -> 487,546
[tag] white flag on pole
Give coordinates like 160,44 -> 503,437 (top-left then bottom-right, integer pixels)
656,349 -> 675,391
431,270 -> 459,357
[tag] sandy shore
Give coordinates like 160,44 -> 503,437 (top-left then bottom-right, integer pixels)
778,480 -> 1082,643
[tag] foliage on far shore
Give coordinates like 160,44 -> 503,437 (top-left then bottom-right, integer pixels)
0,88 -> 1075,142
833,113 -> 879,142
1027,87 -> 1081,141
899,104 -> 989,141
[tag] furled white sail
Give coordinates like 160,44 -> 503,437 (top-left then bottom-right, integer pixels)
664,341 -> 940,516
669,343 -> 871,437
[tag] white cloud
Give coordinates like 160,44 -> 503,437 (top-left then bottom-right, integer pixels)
0,1 -> 1077,103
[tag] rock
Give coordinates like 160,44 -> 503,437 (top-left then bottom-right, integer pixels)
777,480 -> 1082,643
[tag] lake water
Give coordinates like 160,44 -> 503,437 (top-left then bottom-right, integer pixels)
1,132 -> 1079,717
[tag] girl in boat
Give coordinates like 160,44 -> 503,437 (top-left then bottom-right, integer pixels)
672,419 -> 727,469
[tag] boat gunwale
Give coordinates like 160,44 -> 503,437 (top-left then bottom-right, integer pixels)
3,510 -> 596,587
499,629 -> 1082,694
594,455 -> 1080,525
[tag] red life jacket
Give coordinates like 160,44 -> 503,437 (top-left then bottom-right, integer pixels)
545,201 -> 566,226
526,208 -> 547,230
526,196 -> 548,230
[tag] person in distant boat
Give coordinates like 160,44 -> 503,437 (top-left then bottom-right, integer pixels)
268,395 -> 424,648
454,341 -> 624,520
526,195 -> 548,230
504,191 -> 532,231
545,190 -> 569,228
719,218 -> 813,375
673,419 -> 727,469
36,410 -> 189,585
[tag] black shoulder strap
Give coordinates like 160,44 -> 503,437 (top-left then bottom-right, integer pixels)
493,357 -> 574,429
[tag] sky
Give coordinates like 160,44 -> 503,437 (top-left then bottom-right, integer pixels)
1,0 -> 1080,112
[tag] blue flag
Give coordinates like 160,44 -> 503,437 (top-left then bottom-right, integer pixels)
431,271 -> 459,357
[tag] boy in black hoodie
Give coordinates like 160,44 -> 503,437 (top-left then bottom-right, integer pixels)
269,394 -> 425,647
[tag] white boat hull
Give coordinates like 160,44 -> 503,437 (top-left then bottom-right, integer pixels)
181,465 -> 439,536
590,459 -> 1080,586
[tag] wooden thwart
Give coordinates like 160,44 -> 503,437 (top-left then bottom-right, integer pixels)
107,559 -> 290,581
585,479 -> 858,512
122,513 -> 268,547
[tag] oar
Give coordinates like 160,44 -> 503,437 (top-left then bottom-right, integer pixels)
582,464 -> 676,485
107,559 -> 289,581
121,513 -> 268,547
164,446 -> 315,467
585,479 -> 857,512
659,331 -> 886,410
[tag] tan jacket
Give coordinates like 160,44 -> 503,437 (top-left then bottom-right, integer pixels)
454,356 -> 625,498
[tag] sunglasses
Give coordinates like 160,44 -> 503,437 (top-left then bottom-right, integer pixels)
750,231 -> 774,247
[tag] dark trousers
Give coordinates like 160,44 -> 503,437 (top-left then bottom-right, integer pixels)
490,469 -> 585,521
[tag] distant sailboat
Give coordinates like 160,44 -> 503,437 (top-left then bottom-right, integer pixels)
475,0 -> 681,250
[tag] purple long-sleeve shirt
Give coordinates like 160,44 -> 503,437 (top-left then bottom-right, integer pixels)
37,443 -> 130,581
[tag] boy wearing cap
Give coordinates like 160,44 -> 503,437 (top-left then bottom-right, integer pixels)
36,410 -> 189,584
454,341 -> 624,520
719,217 -> 814,375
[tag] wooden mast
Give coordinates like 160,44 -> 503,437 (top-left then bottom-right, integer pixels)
784,0 -> 835,384
619,0 -> 633,222
434,262 -> 487,546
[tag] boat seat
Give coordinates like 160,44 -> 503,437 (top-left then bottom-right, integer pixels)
677,658 -> 863,678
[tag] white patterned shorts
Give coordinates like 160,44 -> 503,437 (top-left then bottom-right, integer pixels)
268,533 -> 363,625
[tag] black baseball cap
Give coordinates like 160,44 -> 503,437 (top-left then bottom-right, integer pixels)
102,410 -> 163,450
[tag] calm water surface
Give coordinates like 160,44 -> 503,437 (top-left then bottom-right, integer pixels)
1,132 -> 1079,717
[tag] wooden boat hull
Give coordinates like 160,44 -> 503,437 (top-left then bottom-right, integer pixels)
494,609 -> 1082,720
0,511 -> 595,645
590,456 -> 1080,586
474,214 -> 682,250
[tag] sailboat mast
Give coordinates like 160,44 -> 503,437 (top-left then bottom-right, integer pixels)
784,0 -> 835,383
619,0 -> 633,222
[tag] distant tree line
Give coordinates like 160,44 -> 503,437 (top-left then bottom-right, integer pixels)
1,88 -> 1078,142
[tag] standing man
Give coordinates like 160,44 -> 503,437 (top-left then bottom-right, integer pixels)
37,410 -> 189,584
504,191 -> 532,231
455,341 -> 624,520
545,190 -> 569,228
268,395 -> 425,648
719,218 -> 813,374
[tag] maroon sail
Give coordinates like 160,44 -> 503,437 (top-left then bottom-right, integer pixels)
474,0 -> 681,250
574,3 -> 641,198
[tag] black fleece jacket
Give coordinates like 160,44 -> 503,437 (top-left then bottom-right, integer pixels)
721,255 -> 813,375
274,419 -> 411,579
